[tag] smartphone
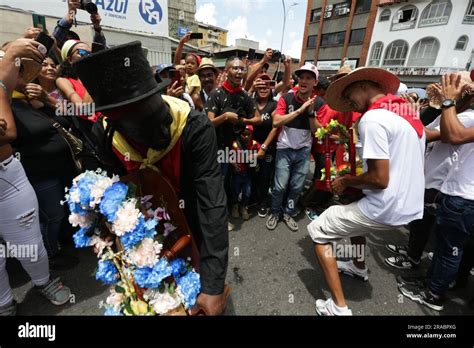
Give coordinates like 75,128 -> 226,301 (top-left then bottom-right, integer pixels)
267,80 -> 277,88
32,14 -> 47,32
248,48 -> 256,60
189,32 -> 203,40
35,32 -> 54,54
170,69 -> 181,86
92,42 -> 105,53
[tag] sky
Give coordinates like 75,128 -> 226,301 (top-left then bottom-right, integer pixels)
195,0 -> 306,60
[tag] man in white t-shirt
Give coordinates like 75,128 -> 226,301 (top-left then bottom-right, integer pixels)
307,68 -> 426,316
398,72 -> 474,311
385,104 -> 474,271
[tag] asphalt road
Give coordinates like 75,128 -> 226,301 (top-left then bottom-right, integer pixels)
8,167 -> 474,316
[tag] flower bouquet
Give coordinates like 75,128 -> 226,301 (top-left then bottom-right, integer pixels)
63,169 -> 200,316
315,119 -> 350,145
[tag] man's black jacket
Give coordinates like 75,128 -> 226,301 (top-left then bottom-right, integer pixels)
93,110 -> 229,295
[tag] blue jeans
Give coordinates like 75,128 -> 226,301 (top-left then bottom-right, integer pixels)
232,171 -> 252,206
31,178 -> 67,257
271,147 -> 311,216
428,194 -> 474,296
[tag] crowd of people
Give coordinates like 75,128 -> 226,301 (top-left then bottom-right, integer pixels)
0,0 -> 473,316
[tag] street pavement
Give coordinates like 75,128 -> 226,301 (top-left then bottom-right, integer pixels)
9,166 -> 474,316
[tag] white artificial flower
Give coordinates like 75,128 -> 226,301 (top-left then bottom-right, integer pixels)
68,212 -> 93,228
113,199 -> 141,237
126,238 -> 162,268
90,235 -> 113,258
72,172 -> 86,185
105,288 -> 124,312
69,188 -> 81,204
148,290 -> 181,315
89,175 -> 120,208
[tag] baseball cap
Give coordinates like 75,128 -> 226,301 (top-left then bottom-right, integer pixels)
295,63 -> 319,80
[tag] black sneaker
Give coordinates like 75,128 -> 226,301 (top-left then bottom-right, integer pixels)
258,206 -> 269,218
396,274 -> 427,288
385,255 -> 420,270
398,283 -> 444,311
385,244 -> 408,256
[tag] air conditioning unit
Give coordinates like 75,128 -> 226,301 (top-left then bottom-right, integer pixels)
324,10 -> 332,18
325,5 -> 333,11
335,7 -> 350,16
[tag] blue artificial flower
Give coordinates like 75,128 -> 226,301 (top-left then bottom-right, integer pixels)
96,260 -> 119,285
176,270 -> 201,309
68,200 -> 83,214
170,259 -> 187,279
76,172 -> 98,207
104,307 -> 123,316
99,182 -> 128,222
73,227 -> 92,248
133,259 -> 173,289
120,217 -> 157,250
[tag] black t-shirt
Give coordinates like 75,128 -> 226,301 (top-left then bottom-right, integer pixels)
277,92 -> 324,130
11,100 -> 75,182
204,87 -> 257,149
252,98 -> 277,145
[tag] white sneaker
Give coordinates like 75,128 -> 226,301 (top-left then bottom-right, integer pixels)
337,260 -> 369,281
428,252 -> 434,261
315,298 -> 352,316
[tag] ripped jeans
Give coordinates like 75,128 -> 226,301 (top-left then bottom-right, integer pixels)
0,156 -> 50,307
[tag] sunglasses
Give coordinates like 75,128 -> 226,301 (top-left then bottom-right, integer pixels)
76,49 -> 91,57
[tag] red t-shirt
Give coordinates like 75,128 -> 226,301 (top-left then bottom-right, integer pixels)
66,78 -> 100,123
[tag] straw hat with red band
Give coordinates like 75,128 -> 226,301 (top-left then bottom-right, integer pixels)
325,67 -> 400,112
328,65 -> 353,82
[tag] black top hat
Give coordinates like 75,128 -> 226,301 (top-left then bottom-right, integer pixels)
74,41 -> 168,112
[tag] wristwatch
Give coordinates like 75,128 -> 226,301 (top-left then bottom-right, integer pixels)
261,144 -> 267,152
441,99 -> 456,109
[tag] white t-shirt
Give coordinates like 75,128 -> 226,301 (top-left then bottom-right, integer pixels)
425,109 -> 474,190
440,109 -> 474,200
357,109 -> 426,226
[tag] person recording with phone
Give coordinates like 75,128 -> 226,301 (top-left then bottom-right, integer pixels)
53,0 -> 107,50
154,64 -> 195,109
244,49 -> 292,97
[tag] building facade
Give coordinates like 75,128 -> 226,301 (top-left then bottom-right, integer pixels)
0,4 -> 207,66
168,0 -> 198,40
196,22 -> 227,52
301,0 -> 378,75
368,0 -> 473,86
